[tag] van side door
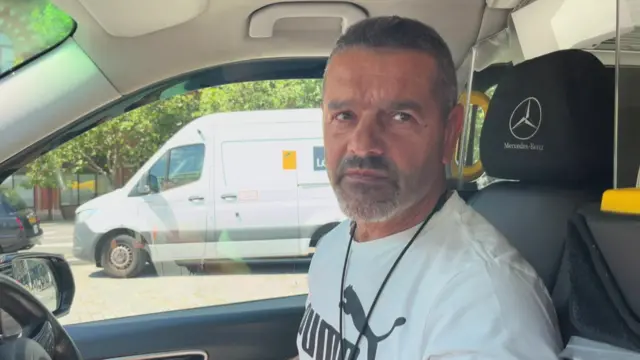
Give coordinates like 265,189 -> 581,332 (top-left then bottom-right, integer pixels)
295,142 -> 345,254
137,143 -> 209,266
211,138 -> 300,260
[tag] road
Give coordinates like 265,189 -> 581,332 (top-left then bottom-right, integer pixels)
20,222 -> 309,326
28,221 -> 86,265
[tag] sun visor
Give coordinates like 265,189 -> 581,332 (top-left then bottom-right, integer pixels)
511,0 -> 636,62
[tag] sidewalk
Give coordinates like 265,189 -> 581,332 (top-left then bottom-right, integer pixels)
39,219 -> 74,224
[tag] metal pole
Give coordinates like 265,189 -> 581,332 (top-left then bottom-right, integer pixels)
614,0 -> 621,188
458,46 -> 478,189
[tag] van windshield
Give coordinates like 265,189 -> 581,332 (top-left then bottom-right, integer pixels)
0,0 -> 75,77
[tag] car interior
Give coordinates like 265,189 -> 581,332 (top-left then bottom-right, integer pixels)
1,0 -> 640,359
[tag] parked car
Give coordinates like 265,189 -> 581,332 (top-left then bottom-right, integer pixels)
73,108 -> 345,278
0,187 -> 43,253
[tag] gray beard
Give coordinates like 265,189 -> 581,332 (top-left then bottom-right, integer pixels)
332,183 -> 404,223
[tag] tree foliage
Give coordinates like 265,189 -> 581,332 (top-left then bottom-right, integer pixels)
1,0 -> 75,68
24,80 -> 324,188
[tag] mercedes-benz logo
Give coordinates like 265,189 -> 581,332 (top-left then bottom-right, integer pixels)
508,97 -> 542,141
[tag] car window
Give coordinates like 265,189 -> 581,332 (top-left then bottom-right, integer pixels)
0,186 -> 29,212
167,144 -> 205,187
468,84 -> 496,165
0,0 -> 75,77
474,84 -> 497,162
472,84 -> 499,189
13,79 -> 324,325
453,84 -> 497,187
148,152 -> 169,186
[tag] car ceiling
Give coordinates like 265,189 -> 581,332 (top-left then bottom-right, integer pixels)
53,0 -> 512,95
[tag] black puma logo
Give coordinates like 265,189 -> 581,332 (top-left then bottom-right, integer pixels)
340,285 -> 406,360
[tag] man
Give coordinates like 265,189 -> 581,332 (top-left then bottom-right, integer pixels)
294,16 -> 562,360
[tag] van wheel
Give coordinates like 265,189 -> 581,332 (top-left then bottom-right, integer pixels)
309,222 -> 340,255
100,234 -> 147,278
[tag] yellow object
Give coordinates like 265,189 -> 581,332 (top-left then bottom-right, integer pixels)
601,188 -> 640,215
450,91 -> 491,182
282,150 -> 297,170
71,180 -> 95,190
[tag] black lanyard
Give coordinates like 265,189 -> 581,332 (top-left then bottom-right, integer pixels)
338,191 -> 449,360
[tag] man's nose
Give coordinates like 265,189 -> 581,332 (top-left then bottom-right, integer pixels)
347,116 -> 384,157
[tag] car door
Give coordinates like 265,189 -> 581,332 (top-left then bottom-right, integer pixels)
138,143 -> 210,264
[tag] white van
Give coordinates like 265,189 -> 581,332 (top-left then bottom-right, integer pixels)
72,108 -> 346,278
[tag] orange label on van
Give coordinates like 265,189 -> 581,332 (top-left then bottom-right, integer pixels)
282,150 -> 297,170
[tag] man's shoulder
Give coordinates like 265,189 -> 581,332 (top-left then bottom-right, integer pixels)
307,220 -> 350,282
316,220 -> 351,249
309,219 -> 350,265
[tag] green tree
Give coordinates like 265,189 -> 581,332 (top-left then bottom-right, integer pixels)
1,0 -> 74,70
197,79 -> 323,114
24,79 -> 324,188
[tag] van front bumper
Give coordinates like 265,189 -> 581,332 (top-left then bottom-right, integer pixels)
73,222 -> 102,263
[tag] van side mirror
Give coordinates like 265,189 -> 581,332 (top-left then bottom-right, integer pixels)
137,179 -> 151,195
137,174 -> 160,195
148,174 -> 160,193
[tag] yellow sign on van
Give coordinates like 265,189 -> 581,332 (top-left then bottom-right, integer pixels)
282,150 -> 297,170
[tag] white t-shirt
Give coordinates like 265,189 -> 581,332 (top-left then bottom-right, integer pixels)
297,191 -> 562,360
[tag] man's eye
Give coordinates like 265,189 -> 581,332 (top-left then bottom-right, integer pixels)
335,112 -> 354,121
392,112 -> 412,122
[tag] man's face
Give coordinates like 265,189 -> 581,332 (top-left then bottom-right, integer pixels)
323,48 -> 462,222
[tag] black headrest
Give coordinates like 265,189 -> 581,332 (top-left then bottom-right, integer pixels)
480,50 -> 614,188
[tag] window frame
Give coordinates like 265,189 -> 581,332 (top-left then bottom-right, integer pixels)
130,143 -> 206,196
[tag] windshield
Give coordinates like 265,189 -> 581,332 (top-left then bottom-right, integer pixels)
0,0 -> 75,76
0,187 -> 29,212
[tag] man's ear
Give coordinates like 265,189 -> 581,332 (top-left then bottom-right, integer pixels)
441,103 -> 464,165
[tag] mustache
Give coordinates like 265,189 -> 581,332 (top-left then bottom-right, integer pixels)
336,155 -> 398,179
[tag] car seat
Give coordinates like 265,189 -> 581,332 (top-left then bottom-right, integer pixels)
467,49 -> 614,295
558,199 -> 640,352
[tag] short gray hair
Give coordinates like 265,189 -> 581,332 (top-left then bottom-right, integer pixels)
327,16 -> 458,117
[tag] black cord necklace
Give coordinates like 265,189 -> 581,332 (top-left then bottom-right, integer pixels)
338,191 -> 448,360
